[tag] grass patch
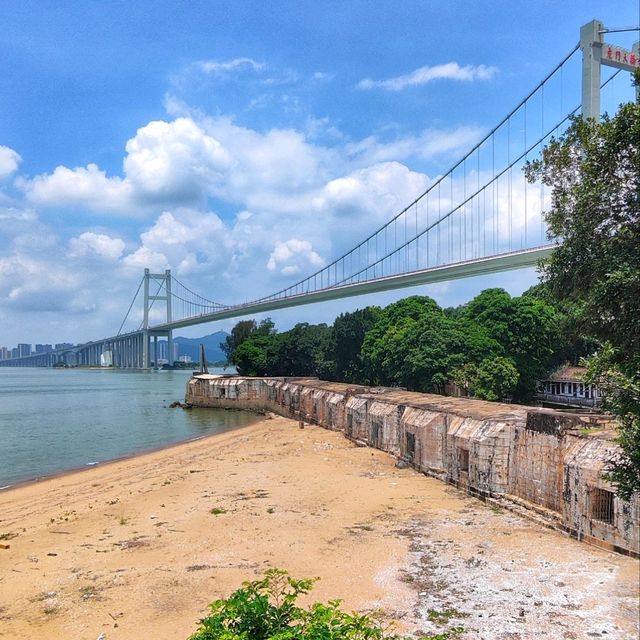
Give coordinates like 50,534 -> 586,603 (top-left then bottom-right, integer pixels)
210,507 -> 227,516
423,628 -> 465,640
31,591 -> 57,603
426,608 -> 468,625
79,585 -> 100,600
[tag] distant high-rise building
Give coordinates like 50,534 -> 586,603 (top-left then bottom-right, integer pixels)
11,348 -> 19,359
152,340 -> 178,364
0,347 -> 9,360
35,344 -> 53,353
154,340 -> 168,361
18,343 -> 31,357
55,342 -> 74,350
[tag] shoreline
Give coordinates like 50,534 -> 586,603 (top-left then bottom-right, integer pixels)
0,415 -> 637,640
0,409 -> 262,494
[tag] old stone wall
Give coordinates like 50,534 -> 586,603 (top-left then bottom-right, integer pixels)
185,375 -> 639,557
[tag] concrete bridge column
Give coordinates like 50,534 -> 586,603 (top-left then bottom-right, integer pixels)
142,331 -> 149,369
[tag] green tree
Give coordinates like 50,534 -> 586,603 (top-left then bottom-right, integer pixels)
189,568 -> 463,640
270,323 -> 333,378
525,98 -> 640,498
360,296 -> 501,393
523,283 -> 598,367
472,357 -> 520,401
584,347 -> 640,501
222,319 -> 276,366
450,363 -> 477,397
450,357 -> 519,401
460,289 -> 560,400
360,296 -> 445,388
331,307 -> 382,383
524,102 -> 640,369
234,333 -> 278,376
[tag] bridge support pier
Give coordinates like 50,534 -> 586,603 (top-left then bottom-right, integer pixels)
142,331 -> 149,370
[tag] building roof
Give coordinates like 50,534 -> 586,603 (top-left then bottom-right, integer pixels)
547,366 -> 588,382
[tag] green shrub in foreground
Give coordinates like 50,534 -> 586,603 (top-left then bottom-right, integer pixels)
189,568 -> 463,640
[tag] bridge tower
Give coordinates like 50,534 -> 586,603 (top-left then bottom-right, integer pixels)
581,19 -> 639,119
143,269 -> 173,368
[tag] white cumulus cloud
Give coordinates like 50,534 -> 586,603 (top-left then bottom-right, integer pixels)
313,161 -> 429,222
68,232 -> 125,261
124,118 -> 232,204
358,62 -> 498,91
22,164 -> 131,210
267,238 -> 325,276
19,118 -> 232,214
122,208 -> 228,277
0,145 -> 22,177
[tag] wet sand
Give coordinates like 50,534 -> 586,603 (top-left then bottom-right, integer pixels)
0,416 -> 637,640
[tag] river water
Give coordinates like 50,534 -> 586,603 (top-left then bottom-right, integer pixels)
0,367 -> 256,489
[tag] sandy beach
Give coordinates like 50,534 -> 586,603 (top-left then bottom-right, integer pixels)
0,415 -> 638,640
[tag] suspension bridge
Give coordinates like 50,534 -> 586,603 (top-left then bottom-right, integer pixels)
3,20 -> 638,369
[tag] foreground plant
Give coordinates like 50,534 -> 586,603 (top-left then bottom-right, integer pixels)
189,568 -> 463,640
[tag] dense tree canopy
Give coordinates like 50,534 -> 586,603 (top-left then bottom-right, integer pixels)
270,323 -> 333,378
226,288 -> 560,403
331,307 -> 381,383
526,96 -> 640,499
525,101 -> 640,370
459,288 -> 560,399
221,318 -> 276,369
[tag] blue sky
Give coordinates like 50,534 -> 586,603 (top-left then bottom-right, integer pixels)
0,1 -> 638,345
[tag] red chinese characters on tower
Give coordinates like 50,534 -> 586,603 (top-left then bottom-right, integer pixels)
601,43 -> 640,69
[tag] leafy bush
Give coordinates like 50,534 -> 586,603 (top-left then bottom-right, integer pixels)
189,569 -> 463,640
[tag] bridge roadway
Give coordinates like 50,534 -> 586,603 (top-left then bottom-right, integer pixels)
0,244 -> 553,369
152,245 -> 555,331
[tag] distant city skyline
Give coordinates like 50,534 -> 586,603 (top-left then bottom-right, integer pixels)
0,2 -> 638,346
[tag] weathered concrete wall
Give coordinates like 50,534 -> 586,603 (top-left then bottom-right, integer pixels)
511,414 -> 568,512
185,375 -> 639,557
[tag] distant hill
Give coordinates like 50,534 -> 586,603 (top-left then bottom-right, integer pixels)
174,331 -> 228,363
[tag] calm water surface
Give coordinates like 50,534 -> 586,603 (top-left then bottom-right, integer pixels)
0,367 -> 255,488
